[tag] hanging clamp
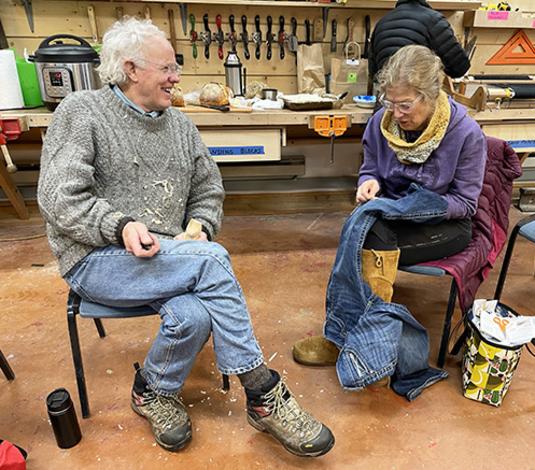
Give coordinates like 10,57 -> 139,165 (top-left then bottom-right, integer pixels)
310,115 -> 350,164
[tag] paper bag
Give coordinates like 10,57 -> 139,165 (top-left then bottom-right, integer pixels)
331,42 -> 369,103
297,44 -> 325,94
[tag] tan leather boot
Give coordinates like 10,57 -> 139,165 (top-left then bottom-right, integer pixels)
292,249 -> 400,368
292,336 -> 339,366
361,249 -> 400,303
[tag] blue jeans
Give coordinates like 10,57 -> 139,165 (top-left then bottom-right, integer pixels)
325,185 -> 449,399
65,239 -> 264,396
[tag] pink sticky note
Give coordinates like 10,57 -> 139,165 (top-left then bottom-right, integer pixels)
487,11 -> 510,20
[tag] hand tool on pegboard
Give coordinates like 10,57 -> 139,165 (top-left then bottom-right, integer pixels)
278,16 -> 286,60
322,7 -> 329,39
330,19 -> 337,53
343,17 -> 355,53
115,7 -> 123,21
304,19 -> 312,45
311,115 -> 350,165
190,14 -> 198,59
21,0 -> 34,33
178,3 -> 188,36
287,17 -> 298,55
252,15 -> 262,60
201,14 -> 212,60
214,14 -> 225,60
228,15 -> 238,53
168,9 -> 178,53
363,15 -> 371,59
144,6 -> 151,20
240,15 -> 250,60
266,16 -> 274,61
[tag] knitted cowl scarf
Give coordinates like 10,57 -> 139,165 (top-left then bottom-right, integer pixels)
380,90 -> 451,164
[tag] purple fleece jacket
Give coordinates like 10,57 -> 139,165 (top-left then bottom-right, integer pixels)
359,98 -> 487,219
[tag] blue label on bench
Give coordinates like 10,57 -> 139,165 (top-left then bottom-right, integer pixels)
208,146 -> 265,156
508,140 -> 535,149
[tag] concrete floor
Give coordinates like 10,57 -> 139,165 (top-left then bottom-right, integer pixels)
0,206 -> 534,469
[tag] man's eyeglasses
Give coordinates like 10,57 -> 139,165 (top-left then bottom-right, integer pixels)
135,58 -> 182,76
379,94 -> 423,113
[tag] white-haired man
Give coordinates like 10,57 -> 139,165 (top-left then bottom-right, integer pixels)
38,18 -> 334,457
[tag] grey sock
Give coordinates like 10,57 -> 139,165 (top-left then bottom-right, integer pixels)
238,364 -> 273,391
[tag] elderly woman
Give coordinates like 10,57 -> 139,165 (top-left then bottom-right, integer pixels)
293,46 -> 486,394
38,17 -> 334,456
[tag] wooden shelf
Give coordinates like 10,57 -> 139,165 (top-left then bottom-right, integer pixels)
96,0 -> 482,11
465,10 -> 535,28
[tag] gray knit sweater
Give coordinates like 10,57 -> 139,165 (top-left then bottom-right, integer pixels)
38,86 -> 225,276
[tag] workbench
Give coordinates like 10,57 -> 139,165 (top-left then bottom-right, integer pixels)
2,104 -> 535,219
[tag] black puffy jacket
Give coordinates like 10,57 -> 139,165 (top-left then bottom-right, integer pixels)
368,0 -> 470,79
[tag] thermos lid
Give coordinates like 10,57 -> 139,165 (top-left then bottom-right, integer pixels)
46,388 -> 72,412
224,51 -> 241,67
31,34 -> 99,63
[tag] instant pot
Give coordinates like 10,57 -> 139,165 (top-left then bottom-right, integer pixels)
29,34 -> 101,111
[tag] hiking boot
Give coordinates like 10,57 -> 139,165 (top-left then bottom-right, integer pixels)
292,335 -> 339,366
246,372 -> 335,457
131,365 -> 192,451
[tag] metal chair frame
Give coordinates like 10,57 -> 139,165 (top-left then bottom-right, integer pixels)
67,289 -> 229,419
494,214 -> 535,301
398,266 -> 460,368
0,348 -> 15,381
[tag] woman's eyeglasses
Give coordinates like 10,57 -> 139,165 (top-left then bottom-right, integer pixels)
379,94 -> 423,113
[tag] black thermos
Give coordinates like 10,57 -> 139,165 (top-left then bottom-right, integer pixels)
46,388 -> 82,448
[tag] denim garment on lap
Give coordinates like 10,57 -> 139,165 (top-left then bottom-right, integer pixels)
324,184 -> 449,400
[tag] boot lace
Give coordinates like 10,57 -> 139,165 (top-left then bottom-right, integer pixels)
262,380 -> 317,438
144,391 -> 186,430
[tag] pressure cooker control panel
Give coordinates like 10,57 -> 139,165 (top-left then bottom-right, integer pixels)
43,67 -> 73,98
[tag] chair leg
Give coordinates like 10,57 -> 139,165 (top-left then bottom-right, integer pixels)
437,279 -> 458,368
494,224 -> 521,301
0,349 -> 15,381
67,307 -> 91,418
222,374 -> 230,391
93,319 -> 106,338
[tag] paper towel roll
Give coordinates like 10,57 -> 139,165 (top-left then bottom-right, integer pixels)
0,49 -> 24,110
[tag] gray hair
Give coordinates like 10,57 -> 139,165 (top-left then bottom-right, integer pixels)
376,45 -> 445,103
97,17 -> 167,85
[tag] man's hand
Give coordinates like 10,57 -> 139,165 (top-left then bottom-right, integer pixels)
174,231 -> 208,242
122,221 -> 160,257
356,179 -> 380,203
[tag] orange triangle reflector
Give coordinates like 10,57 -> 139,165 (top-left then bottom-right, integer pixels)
487,29 -> 535,65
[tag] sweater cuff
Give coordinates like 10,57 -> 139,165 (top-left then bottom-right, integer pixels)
99,211 -> 128,244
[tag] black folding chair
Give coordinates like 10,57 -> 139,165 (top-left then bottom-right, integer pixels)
67,289 -> 229,418
0,349 -> 15,381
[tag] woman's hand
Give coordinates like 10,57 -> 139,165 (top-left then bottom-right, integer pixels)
122,222 -> 160,258
356,179 -> 380,203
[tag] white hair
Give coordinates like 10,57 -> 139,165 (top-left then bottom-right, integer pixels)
97,17 -> 167,85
